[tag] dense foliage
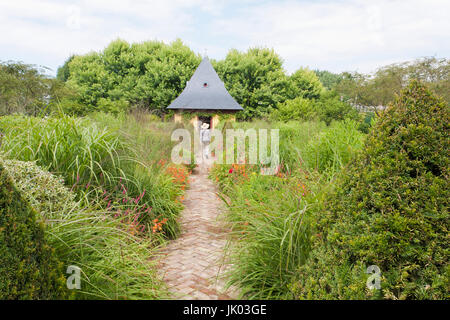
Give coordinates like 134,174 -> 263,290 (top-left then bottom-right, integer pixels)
57,42 -> 330,120
0,160 -> 67,299
293,81 -> 449,299
214,49 -> 285,119
289,68 -> 324,100
2,44 -> 448,122
0,61 -> 73,116
61,39 -> 201,116
2,159 -> 168,299
270,91 -> 358,125
314,70 -> 343,90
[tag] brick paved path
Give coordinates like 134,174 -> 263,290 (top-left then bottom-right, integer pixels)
159,163 -> 237,300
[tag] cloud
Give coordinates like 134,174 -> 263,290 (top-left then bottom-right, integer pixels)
0,0 -> 448,75
211,0 -> 450,73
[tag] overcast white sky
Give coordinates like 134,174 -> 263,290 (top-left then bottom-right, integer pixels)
1,0 -> 448,76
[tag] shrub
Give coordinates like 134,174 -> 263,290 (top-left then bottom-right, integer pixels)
2,160 -> 77,218
316,91 -> 358,125
96,98 -> 129,115
292,81 -> 449,299
57,98 -> 91,116
271,91 -> 357,125
0,160 -> 67,299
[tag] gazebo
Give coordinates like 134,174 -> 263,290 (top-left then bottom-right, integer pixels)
167,57 -> 243,130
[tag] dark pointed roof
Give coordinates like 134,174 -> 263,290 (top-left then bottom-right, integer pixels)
167,57 -> 243,111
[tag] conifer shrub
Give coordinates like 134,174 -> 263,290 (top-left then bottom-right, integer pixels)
292,81 -> 449,299
0,160 -> 67,299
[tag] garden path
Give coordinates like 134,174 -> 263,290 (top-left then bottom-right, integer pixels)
158,158 -> 238,300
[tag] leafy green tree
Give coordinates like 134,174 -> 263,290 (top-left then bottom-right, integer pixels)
316,90 -> 358,125
288,68 -> 324,100
61,41 -> 331,118
334,57 -> 449,107
66,52 -> 109,109
270,97 -> 317,122
56,55 -> 76,82
214,48 -> 291,120
65,39 -> 201,116
334,71 -> 369,105
314,70 -> 343,90
0,61 -> 56,116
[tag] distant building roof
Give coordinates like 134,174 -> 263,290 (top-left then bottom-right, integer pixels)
167,57 -> 243,111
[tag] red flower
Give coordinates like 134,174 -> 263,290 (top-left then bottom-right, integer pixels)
229,168 -> 233,173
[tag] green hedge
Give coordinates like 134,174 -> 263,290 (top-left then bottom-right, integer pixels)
0,160 -> 68,299
292,81 -> 449,299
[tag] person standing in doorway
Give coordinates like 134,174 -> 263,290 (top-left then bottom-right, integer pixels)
200,122 -> 211,160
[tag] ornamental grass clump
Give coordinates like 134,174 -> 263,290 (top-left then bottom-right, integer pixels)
2,159 -> 168,300
292,81 -> 449,299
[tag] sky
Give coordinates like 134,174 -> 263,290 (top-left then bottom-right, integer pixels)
1,0 -> 449,76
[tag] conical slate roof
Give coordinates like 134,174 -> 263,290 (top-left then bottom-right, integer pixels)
167,57 -> 243,111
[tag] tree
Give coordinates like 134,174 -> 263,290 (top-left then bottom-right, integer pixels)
65,38 -> 201,116
270,96 -> 317,122
334,57 -> 450,107
270,90 -> 357,125
59,41 -> 337,119
56,55 -> 75,82
288,68 -> 324,100
214,48 -> 291,120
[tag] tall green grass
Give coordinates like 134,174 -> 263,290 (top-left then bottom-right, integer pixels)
210,119 -> 367,299
225,176 -> 312,299
88,111 -> 177,165
303,119 -> 365,179
0,114 -> 183,237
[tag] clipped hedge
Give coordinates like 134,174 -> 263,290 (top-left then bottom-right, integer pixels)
0,160 -> 67,299
2,160 -> 78,219
293,81 -> 449,299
